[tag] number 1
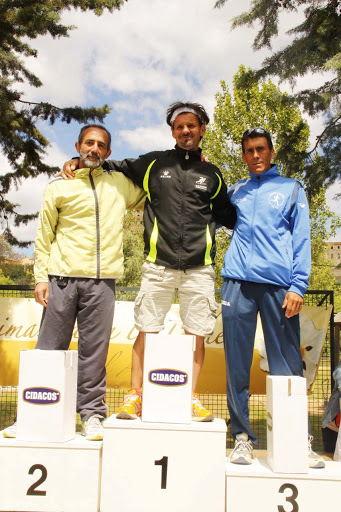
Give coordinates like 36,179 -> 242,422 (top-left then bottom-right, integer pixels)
154,456 -> 168,489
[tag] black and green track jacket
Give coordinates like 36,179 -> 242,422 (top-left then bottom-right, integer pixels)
103,145 -> 236,270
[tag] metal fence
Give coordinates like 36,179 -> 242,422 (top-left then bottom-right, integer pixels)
0,286 -> 338,451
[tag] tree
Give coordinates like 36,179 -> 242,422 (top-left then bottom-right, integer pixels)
202,66 -> 341,289
0,269 -> 14,285
0,234 -> 21,260
214,0 -> 341,192
0,0 -> 127,247
116,211 -> 144,290
309,187 -> 341,291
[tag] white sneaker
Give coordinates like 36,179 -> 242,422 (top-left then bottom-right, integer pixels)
308,435 -> 325,469
81,414 -> 104,441
230,433 -> 253,465
3,422 -> 17,438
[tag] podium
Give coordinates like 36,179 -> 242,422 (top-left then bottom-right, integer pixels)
100,416 -> 227,512
225,458 -> 341,512
3,347 -> 341,512
0,435 -> 102,512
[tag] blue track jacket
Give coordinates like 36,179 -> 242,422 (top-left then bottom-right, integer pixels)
222,165 -> 311,297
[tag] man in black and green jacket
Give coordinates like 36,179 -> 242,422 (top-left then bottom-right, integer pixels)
63,101 -> 236,421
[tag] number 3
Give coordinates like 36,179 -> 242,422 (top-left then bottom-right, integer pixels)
278,483 -> 299,512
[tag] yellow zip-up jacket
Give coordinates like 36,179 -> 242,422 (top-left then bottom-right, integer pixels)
34,166 -> 145,282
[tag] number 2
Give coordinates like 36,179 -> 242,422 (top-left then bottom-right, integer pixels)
26,464 -> 48,496
154,456 -> 168,489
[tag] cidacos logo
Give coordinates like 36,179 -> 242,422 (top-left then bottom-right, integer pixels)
148,369 -> 188,386
23,387 -> 60,405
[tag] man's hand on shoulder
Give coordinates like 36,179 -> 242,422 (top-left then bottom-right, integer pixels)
35,282 -> 49,307
55,158 -> 79,180
201,153 -> 210,163
282,291 -> 303,318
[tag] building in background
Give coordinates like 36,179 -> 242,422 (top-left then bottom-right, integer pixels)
326,242 -> 341,282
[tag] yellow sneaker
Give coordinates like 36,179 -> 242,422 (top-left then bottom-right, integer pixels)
116,389 -> 142,419
192,392 -> 214,422
3,422 -> 17,438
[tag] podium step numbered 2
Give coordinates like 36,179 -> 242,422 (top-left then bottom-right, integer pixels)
0,435 -> 102,512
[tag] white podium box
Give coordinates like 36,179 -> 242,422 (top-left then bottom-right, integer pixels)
226,458 -> 341,512
0,435 -> 102,512
17,349 -> 78,443
100,416 -> 227,512
142,334 -> 195,424
267,375 -> 308,473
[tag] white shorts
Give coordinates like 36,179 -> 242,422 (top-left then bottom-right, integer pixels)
134,262 -> 218,336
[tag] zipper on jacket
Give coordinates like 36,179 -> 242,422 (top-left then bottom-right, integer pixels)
178,152 -> 190,268
246,175 -> 260,278
89,170 -> 101,279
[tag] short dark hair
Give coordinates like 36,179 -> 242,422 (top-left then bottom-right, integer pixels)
78,124 -> 111,150
166,101 -> 210,127
241,127 -> 273,153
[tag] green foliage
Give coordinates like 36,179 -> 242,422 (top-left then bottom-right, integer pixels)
309,187 -> 341,292
0,0 -> 126,247
116,211 -> 144,288
0,268 -> 14,285
214,0 -> 341,190
0,234 -> 21,259
202,66 -> 340,292
0,261 -> 35,285
202,66 -> 310,187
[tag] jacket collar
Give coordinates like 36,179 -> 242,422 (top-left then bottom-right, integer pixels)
249,163 -> 279,180
75,166 -> 103,179
174,144 -> 202,161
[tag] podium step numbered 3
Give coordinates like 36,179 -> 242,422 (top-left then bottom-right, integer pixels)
225,457 -> 341,512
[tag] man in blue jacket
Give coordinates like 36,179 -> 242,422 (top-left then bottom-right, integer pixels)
222,127 -> 325,468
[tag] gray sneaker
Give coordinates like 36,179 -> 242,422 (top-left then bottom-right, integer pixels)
81,414 -> 104,441
230,433 -> 253,465
308,435 -> 325,469
3,422 -> 17,438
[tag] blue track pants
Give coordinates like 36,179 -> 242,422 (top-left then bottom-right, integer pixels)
221,278 -> 303,443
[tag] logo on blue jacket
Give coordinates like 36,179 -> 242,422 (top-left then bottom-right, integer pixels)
268,192 -> 285,209
23,387 -> 60,405
148,369 -> 188,386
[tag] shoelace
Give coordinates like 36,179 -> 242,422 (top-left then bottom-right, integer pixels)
123,393 -> 140,406
192,394 -> 203,407
233,439 -> 253,454
87,415 -> 102,430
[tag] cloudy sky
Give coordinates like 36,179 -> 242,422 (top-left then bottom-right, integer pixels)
2,0 -> 340,254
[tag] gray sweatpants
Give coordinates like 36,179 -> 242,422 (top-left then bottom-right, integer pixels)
36,276 -> 116,421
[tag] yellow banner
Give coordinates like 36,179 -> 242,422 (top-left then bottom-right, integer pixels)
0,298 -> 332,394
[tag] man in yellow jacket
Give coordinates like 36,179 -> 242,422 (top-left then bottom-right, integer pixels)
3,125 -> 145,441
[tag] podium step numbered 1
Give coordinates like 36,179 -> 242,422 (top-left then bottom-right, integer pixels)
0,435 -> 102,512
100,416 -> 227,512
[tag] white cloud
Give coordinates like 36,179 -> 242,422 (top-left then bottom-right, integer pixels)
117,124 -> 172,152
5,0 -> 340,251
20,0 -> 259,109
